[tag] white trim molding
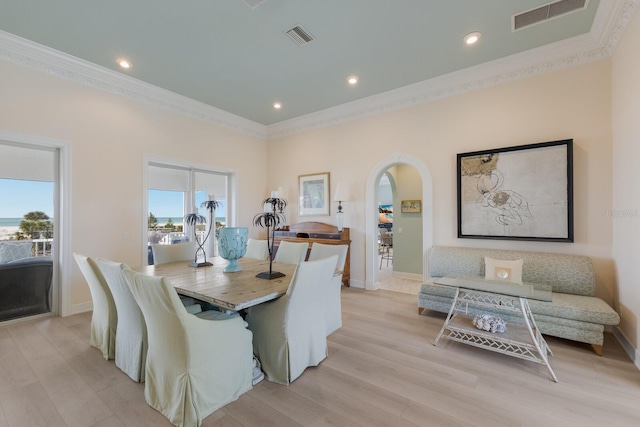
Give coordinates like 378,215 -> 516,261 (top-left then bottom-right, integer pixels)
267,0 -> 639,139
365,152 -> 433,291
0,131 -> 72,317
614,327 -> 640,371
0,31 -> 267,140
0,1 -> 637,140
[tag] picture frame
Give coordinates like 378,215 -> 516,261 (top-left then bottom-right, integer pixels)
401,200 -> 421,213
299,172 -> 330,216
457,139 -> 573,242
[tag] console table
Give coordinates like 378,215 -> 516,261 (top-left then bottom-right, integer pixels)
433,275 -> 558,382
273,222 -> 351,286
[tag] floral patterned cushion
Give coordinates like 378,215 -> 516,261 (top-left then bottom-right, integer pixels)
528,293 -> 620,325
428,246 -> 596,296
0,242 -> 32,264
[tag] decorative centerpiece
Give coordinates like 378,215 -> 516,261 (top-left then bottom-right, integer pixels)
253,191 -> 287,280
183,197 -> 221,268
472,314 -> 507,333
218,227 -> 248,272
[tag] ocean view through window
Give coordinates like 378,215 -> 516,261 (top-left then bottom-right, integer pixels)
0,179 -> 54,243
1,141 -> 57,322
146,162 -> 231,265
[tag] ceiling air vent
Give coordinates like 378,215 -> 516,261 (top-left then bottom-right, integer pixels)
285,25 -> 315,46
513,0 -> 588,31
242,0 -> 266,9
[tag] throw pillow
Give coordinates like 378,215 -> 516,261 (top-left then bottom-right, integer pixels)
484,257 -> 523,284
0,241 -> 33,264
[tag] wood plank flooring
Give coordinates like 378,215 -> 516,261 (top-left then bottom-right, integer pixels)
1,287 -> 639,427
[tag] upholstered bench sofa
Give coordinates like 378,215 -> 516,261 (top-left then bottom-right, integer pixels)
417,246 -> 620,355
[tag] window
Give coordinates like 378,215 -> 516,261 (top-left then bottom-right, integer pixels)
146,161 -> 231,265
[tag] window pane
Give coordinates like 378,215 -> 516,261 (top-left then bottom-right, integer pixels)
146,163 -> 232,264
147,190 -> 188,254
0,179 -> 54,242
195,171 -> 227,227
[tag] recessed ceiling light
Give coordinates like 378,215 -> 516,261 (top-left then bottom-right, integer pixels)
463,32 -> 481,45
117,59 -> 131,69
273,102 -> 282,109
347,76 -> 358,85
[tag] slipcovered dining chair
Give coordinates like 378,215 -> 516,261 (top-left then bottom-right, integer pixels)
150,241 -> 204,312
123,270 -> 253,427
245,238 -> 269,260
73,253 -> 117,360
273,241 -> 308,265
308,243 -> 349,335
95,258 -> 147,382
245,255 -> 337,385
150,241 -> 197,265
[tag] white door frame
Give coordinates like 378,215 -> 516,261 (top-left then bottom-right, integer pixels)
365,152 -> 433,290
0,131 -> 72,317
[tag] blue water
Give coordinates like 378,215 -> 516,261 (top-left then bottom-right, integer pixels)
0,218 -> 22,227
0,217 -> 226,227
153,217 -> 226,225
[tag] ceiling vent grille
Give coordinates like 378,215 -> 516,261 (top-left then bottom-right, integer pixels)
513,0 -> 587,31
242,0 -> 266,9
284,25 -> 315,46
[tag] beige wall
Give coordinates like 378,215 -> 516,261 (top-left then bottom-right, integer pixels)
390,164 -> 423,275
612,8 -> 640,359
0,60 -> 268,308
268,60 -> 615,301
0,40 -> 626,351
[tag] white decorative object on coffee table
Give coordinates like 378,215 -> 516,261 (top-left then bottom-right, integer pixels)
433,274 -> 558,382
473,314 -> 507,333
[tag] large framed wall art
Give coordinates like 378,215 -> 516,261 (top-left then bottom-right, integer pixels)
299,172 -> 330,216
457,139 -> 573,242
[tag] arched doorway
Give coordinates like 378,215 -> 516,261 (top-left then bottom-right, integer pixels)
365,152 -> 433,290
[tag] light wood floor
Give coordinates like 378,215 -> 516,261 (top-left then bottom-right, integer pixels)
1,288 -> 639,427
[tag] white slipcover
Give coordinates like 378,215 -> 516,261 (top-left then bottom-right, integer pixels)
151,241 -> 197,265
273,241 -> 308,264
73,253 -> 117,360
123,270 -> 253,427
308,243 -> 349,335
95,258 -> 147,382
245,255 -> 337,385
245,238 -> 269,260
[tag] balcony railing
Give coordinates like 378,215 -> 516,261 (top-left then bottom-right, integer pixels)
32,238 -> 53,256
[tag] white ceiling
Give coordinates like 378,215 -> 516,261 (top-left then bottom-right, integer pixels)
0,1 -> 636,138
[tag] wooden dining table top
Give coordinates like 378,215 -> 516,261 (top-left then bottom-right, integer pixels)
135,256 -> 297,311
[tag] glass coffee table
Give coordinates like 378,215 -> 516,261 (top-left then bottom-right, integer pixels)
433,275 -> 558,382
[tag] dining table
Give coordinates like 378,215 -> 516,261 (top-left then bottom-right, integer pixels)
135,256 -> 297,311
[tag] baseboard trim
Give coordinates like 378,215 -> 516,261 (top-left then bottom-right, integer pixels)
613,326 -> 640,371
69,301 -> 93,316
348,279 -> 365,289
388,271 -> 423,281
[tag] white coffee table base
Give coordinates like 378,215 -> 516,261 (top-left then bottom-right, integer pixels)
434,287 -> 558,382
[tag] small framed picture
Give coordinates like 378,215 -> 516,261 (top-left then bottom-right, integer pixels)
299,172 -> 330,216
401,200 -> 421,213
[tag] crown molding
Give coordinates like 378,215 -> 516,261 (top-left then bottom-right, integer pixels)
267,0 -> 639,139
1,1 -> 637,141
0,31 -> 268,139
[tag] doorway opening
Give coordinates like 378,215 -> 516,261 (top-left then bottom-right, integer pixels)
0,132 -> 70,322
365,152 -> 433,291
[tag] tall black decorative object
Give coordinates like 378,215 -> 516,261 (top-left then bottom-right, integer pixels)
183,199 -> 221,268
253,195 -> 287,279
